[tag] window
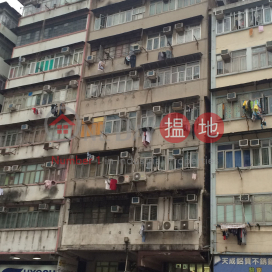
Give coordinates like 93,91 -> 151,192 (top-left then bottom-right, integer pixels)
69,200 -> 130,224
103,42 -> 140,59
217,50 -> 246,75
46,120 -> 73,141
0,205 -> 60,229
0,164 -> 66,186
149,0 -> 175,16
217,195 -> 272,224
177,0 -> 201,8
184,149 -> 198,168
0,131 -> 20,147
147,33 -> 172,51
252,46 -> 272,69
177,25 -> 201,44
104,112 -> 136,134
87,75 -> 139,98
94,7 -> 145,30
169,150 -> 183,170
16,30 -> 40,46
217,5 -> 272,34
216,140 -> 272,169
141,199 -> 158,221
144,62 -> 200,88
173,197 -> 198,220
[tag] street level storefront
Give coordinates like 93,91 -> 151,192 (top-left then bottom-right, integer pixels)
214,255 -> 272,272
0,264 -> 57,272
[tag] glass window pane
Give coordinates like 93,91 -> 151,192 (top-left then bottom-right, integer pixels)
265,204 -> 272,222
235,205 -> 243,223
234,150 -> 242,167
226,151 -> 233,168
226,205 -> 233,223
262,148 -> 269,165
255,203 -> 263,222
243,150 -> 251,167
150,205 -> 157,220
217,206 -> 224,223
189,204 -> 197,219
244,204 -> 252,222
252,149 -> 260,166
217,152 -> 223,168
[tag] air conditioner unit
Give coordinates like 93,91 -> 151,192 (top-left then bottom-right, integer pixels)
0,207 -> 7,213
163,221 -> 175,231
131,44 -> 141,54
145,221 -> 160,231
172,149 -> 182,157
119,112 -> 127,119
61,47 -> 70,55
172,101 -> 183,111
187,194 -> 197,202
12,165 -> 21,172
240,194 -> 250,202
221,49 -> 231,61
1,148 -> 14,156
120,151 -> 129,159
239,139 -> 249,148
88,155 -> 96,162
21,124 -> 31,131
131,197 -> 141,204
86,55 -> 95,64
153,148 -> 162,155
117,175 -> 131,184
129,70 -> 138,79
19,57 -> 27,65
69,80 -> 78,88
250,139 -> 260,147
43,85 -> 52,93
175,23 -> 184,32
266,41 -> 272,51
227,92 -> 237,102
147,70 -> 157,80
111,205 -> 123,213
180,220 -> 189,230
8,104 -> 17,112
38,204 -> 49,211
216,0 -> 226,6
133,172 -> 146,182
215,10 -> 224,20
42,162 -> 57,168
83,115 -> 92,124
43,142 -> 55,150
153,106 -> 163,115
3,166 -> 12,172
163,26 -> 172,34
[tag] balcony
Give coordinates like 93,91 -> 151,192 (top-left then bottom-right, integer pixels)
5,65 -> 81,89
61,222 -> 200,251
0,23 -> 17,44
65,169 -> 204,197
0,183 -> 65,203
0,101 -> 76,126
12,31 -> 86,58
0,228 -> 59,253
20,0 -> 89,27
0,141 -> 71,162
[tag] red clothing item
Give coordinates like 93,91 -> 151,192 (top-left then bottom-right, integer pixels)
110,179 -> 117,190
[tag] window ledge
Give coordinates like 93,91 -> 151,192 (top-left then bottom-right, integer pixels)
84,89 -> 139,101
216,65 -> 272,78
0,181 -> 65,189
0,227 -> 59,232
216,166 -> 272,172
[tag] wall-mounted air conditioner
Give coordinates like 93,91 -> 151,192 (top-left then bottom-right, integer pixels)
42,162 -> 57,168
69,80 -> 78,88
129,70 -> 138,79
153,106 -> 163,115
8,104 -> 17,112
38,204 -> 49,211
12,165 -> 21,172
86,55 -> 95,64
239,139 -> 249,148
119,112 -> 127,119
131,197 -> 141,204
172,101 -> 183,111
131,44 -> 141,54
250,139 -> 260,147
187,194 -> 197,202
43,142 -> 55,150
21,124 -> 32,131
1,148 -> 14,156
0,207 -> 7,213
83,115 -> 92,124
163,221 -> 175,231
133,172 -> 146,182
147,70 -> 157,80
227,92 -> 237,102
172,149 -> 182,157
19,57 -> 27,65
215,10 -> 224,20
153,148 -> 162,155
117,175 -> 131,184
240,194 -> 250,202
3,166 -> 12,172
175,23 -> 184,32
111,206 -> 123,213
61,47 -> 70,55
145,221 -> 160,231
221,49 -> 231,61
120,151 -> 129,159
163,26 -> 172,34
43,85 -> 52,93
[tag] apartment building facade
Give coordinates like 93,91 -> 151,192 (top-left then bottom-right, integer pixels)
0,0 -> 90,270
210,0 -> 272,271
0,2 -> 20,112
59,0 -> 212,271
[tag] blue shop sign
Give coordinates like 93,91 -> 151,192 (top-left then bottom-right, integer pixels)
214,255 -> 272,272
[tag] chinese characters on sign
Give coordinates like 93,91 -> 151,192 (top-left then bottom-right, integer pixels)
220,257 -> 272,266
160,112 -> 224,143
